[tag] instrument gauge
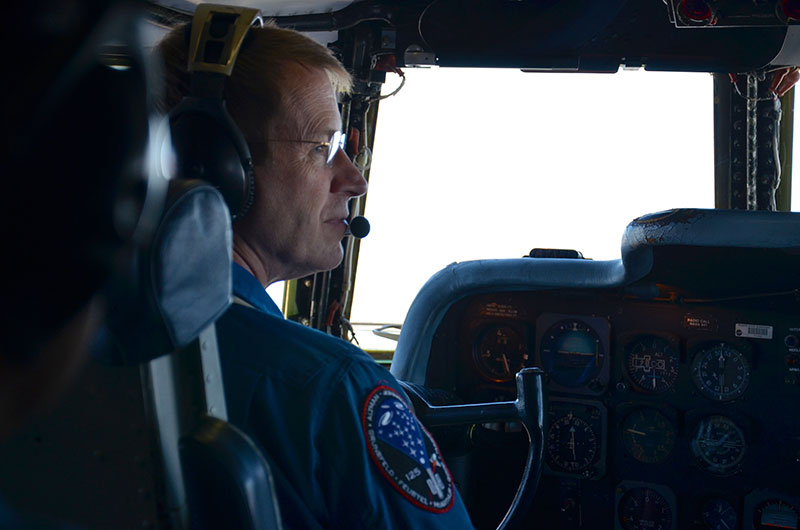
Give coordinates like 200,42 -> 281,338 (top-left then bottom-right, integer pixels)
624,335 -> 679,394
691,342 -> 751,402
473,325 -> 528,382
545,400 -> 606,479
753,499 -> 799,530
621,408 -> 676,464
546,411 -> 598,474
691,415 -> 746,476
618,487 -> 674,530
539,319 -> 606,388
701,499 -> 738,530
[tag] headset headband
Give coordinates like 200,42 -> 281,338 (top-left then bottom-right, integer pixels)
189,4 -> 260,77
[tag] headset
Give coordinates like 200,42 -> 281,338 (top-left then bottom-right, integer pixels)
2,1 -> 168,361
169,4 -> 260,219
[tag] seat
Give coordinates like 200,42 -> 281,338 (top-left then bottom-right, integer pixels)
105,178 -> 284,530
181,417 -> 282,530
0,180 -> 282,529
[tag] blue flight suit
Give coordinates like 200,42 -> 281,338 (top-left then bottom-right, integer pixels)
216,264 -> 474,529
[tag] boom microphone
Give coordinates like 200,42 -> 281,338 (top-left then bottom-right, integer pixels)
346,216 -> 370,239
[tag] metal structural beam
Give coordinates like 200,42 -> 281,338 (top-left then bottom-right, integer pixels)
715,73 -> 791,211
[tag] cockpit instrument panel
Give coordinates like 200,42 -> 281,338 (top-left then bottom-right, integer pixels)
422,288 -> 800,529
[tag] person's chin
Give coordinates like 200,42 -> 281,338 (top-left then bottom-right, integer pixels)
320,245 -> 345,271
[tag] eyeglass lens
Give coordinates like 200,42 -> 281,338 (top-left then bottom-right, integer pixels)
327,130 -> 346,165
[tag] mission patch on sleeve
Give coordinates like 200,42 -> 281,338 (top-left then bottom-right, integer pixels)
361,385 -> 455,513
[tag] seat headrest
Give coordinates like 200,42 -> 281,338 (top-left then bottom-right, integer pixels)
95,180 -> 233,365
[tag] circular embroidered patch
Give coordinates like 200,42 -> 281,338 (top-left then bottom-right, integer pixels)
362,385 -> 455,513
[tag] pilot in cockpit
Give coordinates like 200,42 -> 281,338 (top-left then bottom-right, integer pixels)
156,18 -> 475,529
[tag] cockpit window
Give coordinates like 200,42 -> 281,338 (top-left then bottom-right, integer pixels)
351,67 -> 717,350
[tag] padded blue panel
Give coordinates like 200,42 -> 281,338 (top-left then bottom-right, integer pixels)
391,209 -> 800,384
152,181 -> 233,347
99,180 -> 233,364
622,208 -> 800,271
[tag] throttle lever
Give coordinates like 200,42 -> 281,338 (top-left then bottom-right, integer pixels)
400,368 -> 545,530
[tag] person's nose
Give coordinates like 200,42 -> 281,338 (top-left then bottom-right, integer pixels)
331,149 -> 368,198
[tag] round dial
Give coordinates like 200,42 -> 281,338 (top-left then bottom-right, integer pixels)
621,408 -> 676,464
539,319 -> 605,388
691,342 -> 751,402
691,415 -> 746,475
546,411 -> 598,474
618,487 -> 673,530
474,325 -> 528,382
702,498 -> 738,530
753,499 -> 799,530
624,335 -> 679,394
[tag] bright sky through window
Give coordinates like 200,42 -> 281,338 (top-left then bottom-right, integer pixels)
350,67 -> 716,329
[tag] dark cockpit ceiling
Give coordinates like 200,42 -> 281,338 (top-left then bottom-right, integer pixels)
150,0 -> 800,72
415,0 -> 794,71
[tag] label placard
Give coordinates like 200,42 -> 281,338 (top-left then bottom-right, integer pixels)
480,302 -> 519,319
683,314 -> 718,333
734,323 -> 773,339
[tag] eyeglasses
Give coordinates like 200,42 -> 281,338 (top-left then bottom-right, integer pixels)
268,130 -> 346,166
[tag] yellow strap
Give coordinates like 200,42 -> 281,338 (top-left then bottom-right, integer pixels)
188,4 -> 260,76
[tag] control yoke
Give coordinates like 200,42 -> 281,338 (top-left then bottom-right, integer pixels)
400,367 -> 545,530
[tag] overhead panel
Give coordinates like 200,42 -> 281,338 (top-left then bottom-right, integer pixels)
414,0 -> 790,72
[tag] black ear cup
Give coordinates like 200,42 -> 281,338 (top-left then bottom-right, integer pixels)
170,97 -> 255,219
168,5 -> 260,220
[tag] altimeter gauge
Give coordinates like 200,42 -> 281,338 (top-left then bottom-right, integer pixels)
624,335 -> 679,394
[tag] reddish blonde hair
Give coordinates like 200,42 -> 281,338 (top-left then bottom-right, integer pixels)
155,21 -> 352,163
